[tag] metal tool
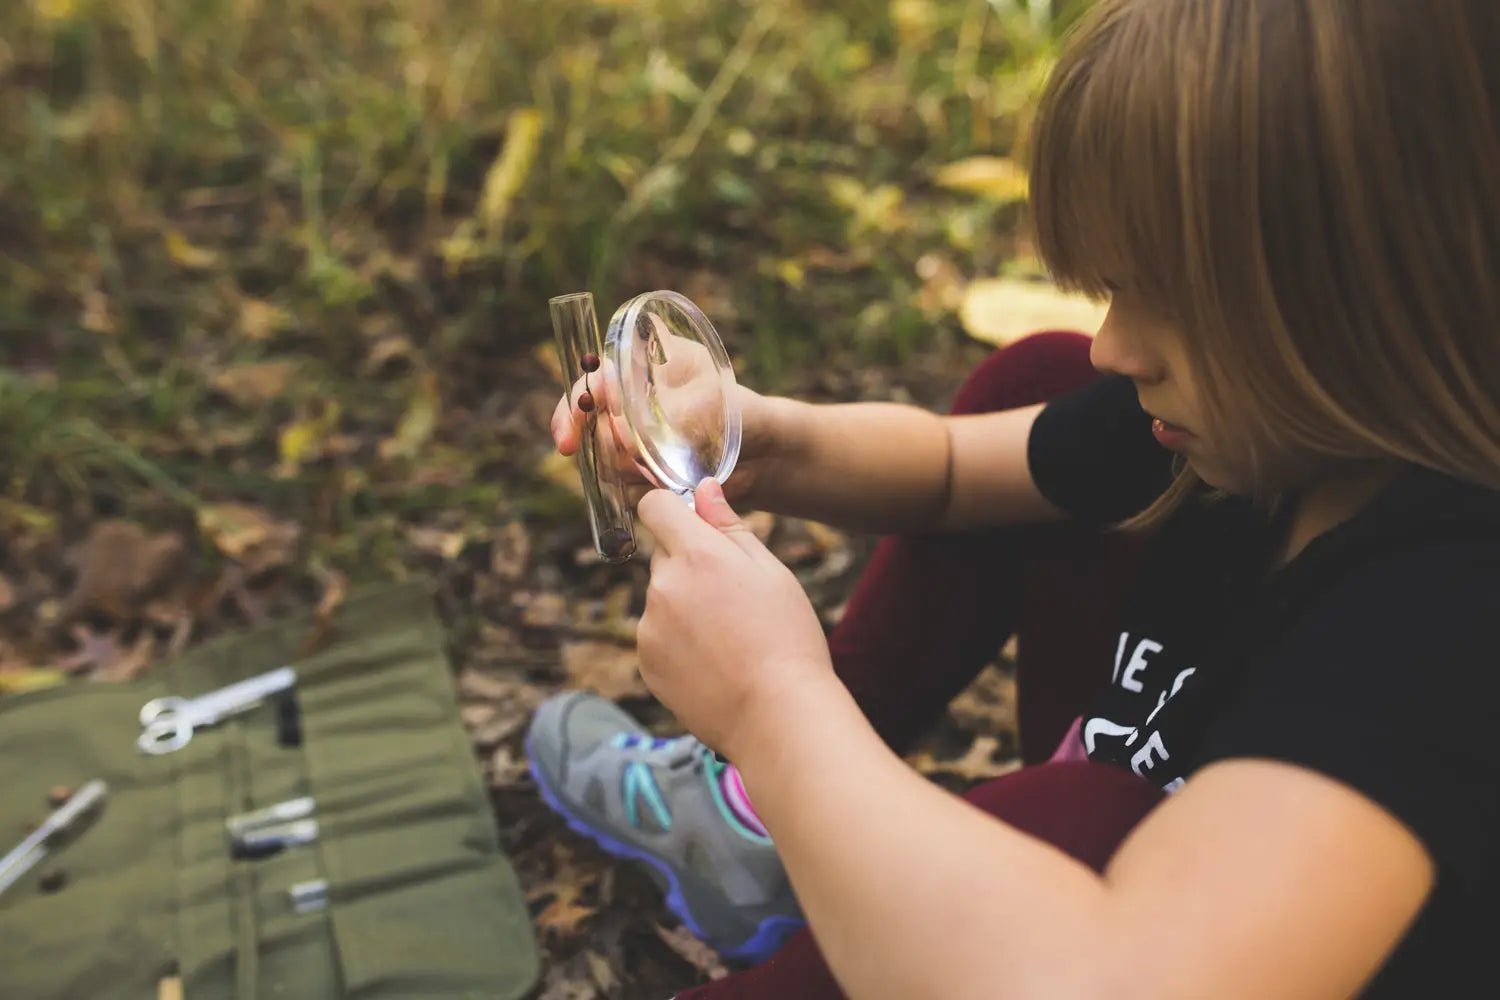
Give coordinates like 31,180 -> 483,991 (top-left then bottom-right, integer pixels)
137,666 -> 297,755
230,818 -> 319,859
288,878 -> 328,914
0,780 -> 108,897
225,796 -> 316,837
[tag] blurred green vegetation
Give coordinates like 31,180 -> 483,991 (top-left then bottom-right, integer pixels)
0,0 -> 1084,549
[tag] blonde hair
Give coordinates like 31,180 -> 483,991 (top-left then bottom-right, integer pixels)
1027,0 -> 1500,530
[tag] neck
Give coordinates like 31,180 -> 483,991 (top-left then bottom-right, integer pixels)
1273,461 -> 1400,570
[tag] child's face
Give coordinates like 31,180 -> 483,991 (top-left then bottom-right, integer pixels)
1090,291 -> 1243,492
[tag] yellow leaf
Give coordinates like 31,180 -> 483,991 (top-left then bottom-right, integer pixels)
164,229 -> 220,270
379,372 -> 441,461
933,156 -> 1030,203
0,665 -> 67,695
278,401 -> 342,470
478,109 -> 543,233
36,0 -> 78,22
959,278 -> 1107,347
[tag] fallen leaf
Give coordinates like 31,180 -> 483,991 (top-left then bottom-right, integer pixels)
405,525 -> 468,560
490,521 -> 531,582
57,624 -> 154,681
0,573 -> 14,612
297,563 -> 347,658
906,735 -> 1020,783
0,644 -> 66,695
479,108 -> 543,233
743,511 -> 776,545
164,229 -> 220,270
959,278 -> 1107,347
61,521 -> 186,624
519,591 -> 570,630
534,882 -> 598,938
211,361 -> 295,408
198,503 -> 300,577
379,371 -> 441,462
582,951 -> 618,994
238,298 -> 291,342
560,640 -> 647,701
946,664 -> 1018,735
933,155 -> 1030,203
360,334 -> 416,376
490,744 -> 532,787
655,923 -> 729,979
277,399 -> 343,473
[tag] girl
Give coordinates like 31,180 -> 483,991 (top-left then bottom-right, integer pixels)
528,0 -> 1500,996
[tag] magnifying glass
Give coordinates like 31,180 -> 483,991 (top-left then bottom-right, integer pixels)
549,290 -> 742,563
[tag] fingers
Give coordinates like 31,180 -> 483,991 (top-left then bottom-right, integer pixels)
691,478 -> 763,557
637,481 -> 764,561
550,394 -> 580,454
636,489 -> 698,557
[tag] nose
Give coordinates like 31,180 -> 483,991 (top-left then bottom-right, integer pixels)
1089,303 -> 1160,382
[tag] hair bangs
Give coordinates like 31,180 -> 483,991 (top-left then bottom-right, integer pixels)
1027,1 -> 1194,316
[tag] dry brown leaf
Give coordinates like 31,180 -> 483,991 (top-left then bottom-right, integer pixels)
0,573 -> 14,613
581,951 -> 618,994
405,525 -> 468,560
907,735 -> 1020,783
238,298 -> 290,342
743,510 -> 776,544
490,520 -> 531,582
655,923 -> 729,980
490,744 -> 532,787
361,334 -> 417,376
210,360 -> 295,408
946,664 -> 1017,735
298,564 -> 348,658
198,503 -> 300,576
534,879 -> 598,939
519,591 -> 570,630
560,640 -> 647,701
61,520 -> 186,624
58,624 -> 154,681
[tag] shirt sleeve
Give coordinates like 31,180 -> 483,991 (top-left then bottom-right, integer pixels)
1026,374 -> 1175,524
1194,541 -> 1500,884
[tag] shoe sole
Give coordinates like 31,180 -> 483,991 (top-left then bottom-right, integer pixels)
525,732 -> 804,965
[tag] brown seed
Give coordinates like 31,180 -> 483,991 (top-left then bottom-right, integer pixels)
581,352 -> 600,373
599,529 -> 635,560
47,785 -> 73,807
577,391 -> 596,413
38,868 -> 66,893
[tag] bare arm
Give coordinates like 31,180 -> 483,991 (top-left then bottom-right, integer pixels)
735,672 -> 1433,999
747,395 -> 1066,534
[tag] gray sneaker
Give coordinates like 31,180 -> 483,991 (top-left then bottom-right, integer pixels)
525,692 -> 804,963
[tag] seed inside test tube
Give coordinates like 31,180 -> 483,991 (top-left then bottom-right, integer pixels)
599,529 -> 634,560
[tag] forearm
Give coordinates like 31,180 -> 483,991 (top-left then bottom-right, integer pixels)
742,396 -> 952,533
732,671 -> 1120,999
743,396 -> 1065,534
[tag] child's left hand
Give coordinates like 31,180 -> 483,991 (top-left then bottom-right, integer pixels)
633,478 -> 835,759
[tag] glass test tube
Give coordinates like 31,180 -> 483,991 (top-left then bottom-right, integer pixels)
549,292 -> 637,563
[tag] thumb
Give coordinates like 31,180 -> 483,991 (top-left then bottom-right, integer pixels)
694,478 -> 760,554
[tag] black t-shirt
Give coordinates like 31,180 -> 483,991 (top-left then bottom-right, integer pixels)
1027,374 -> 1500,998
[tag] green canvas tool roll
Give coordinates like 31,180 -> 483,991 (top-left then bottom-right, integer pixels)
0,582 -> 540,999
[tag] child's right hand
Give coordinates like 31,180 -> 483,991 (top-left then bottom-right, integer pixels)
548,338 -> 779,508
